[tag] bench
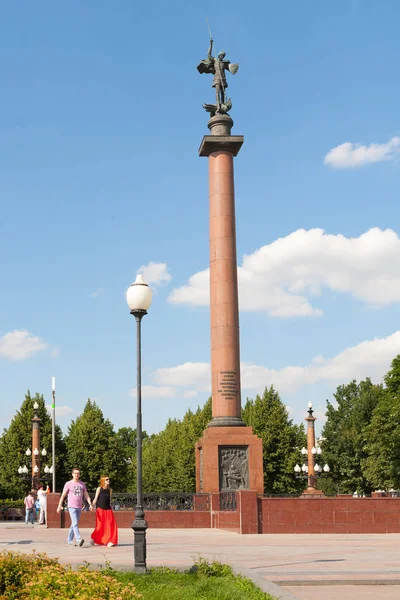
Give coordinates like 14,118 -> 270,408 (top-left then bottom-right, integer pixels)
5,508 -> 24,521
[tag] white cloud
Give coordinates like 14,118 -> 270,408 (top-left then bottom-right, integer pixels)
91,288 -> 105,298
129,385 -> 177,399
242,331 -> 400,393
183,390 -> 198,399
168,270 -> 209,306
143,331 -> 400,397
0,330 -> 48,361
137,262 -> 171,286
324,136 -> 400,168
168,228 -> 400,317
126,365 -> 208,401
46,405 -> 74,418
155,362 -> 210,390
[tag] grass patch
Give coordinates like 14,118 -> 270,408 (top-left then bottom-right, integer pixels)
0,551 -> 275,600
110,557 -> 276,600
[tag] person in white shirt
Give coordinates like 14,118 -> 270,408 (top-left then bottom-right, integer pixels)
37,484 -> 50,524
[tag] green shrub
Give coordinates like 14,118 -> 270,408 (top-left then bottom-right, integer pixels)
21,564 -> 141,599
0,551 -> 58,598
0,499 -> 24,509
0,552 -> 141,600
192,555 -> 233,577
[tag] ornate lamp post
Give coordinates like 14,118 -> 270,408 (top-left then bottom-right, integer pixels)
126,274 -> 152,573
17,401 -> 53,489
294,401 -> 330,496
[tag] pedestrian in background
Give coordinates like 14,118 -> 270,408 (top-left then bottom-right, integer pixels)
37,484 -> 50,524
24,490 -> 35,525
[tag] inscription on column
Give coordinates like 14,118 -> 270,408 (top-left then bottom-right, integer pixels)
217,370 -> 238,401
219,446 -> 249,492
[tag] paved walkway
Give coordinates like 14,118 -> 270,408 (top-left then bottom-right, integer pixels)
1,524 -> 400,600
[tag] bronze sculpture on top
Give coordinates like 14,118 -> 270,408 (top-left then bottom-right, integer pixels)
197,36 -> 239,116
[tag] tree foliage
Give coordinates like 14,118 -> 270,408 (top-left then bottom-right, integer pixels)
320,378 -> 382,495
64,399 -> 127,492
0,391 -> 65,498
141,399 -> 212,493
115,426 -> 149,492
242,386 -> 306,494
362,357 -> 400,490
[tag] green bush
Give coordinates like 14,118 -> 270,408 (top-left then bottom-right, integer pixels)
0,551 -> 58,599
192,555 -> 233,577
0,552 -> 141,600
0,499 -> 24,509
21,564 -> 141,599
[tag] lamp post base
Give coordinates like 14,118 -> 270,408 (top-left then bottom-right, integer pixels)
132,509 -> 148,573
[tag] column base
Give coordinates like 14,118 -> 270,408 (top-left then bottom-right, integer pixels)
195,426 -> 263,494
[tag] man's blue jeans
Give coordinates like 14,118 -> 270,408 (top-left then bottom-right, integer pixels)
25,508 -> 34,524
68,507 -> 82,543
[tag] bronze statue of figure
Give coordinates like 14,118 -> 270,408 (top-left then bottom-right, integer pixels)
197,37 -> 239,116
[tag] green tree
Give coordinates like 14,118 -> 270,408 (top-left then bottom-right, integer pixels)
363,356 -> 400,490
0,391 -> 65,499
64,399 -> 127,492
320,378 -> 382,495
141,399 -> 212,493
383,355 -> 400,396
242,386 -> 306,495
115,426 -> 149,492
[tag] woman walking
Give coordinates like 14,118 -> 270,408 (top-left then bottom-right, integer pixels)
90,476 -> 118,547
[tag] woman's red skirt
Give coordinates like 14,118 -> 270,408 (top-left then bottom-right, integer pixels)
91,508 -> 118,546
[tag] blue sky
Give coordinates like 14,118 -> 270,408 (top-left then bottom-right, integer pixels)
1,0 -> 400,438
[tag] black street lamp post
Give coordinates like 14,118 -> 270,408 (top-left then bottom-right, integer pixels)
126,274 -> 152,573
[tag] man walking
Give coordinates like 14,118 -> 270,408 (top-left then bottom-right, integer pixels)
57,468 -> 93,547
24,490 -> 35,525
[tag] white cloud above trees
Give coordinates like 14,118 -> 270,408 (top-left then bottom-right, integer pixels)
0,330 -> 48,361
139,331 -> 400,399
168,228 -> 400,317
46,404 -> 74,418
324,136 -> 400,168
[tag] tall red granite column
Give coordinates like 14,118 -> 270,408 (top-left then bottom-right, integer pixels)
202,114 -> 244,426
195,114 -> 264,494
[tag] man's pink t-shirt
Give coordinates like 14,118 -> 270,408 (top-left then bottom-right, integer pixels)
62,480 -> 87,509
24,495 -> 34,509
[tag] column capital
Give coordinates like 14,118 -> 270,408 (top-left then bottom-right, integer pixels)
199,135 -> 244,157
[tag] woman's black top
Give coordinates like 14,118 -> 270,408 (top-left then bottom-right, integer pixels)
96,487 -> 111,510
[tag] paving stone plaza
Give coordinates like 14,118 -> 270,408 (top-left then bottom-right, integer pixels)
2,523 -> 400,599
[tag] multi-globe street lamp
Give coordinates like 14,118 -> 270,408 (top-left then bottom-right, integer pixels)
294,401 -> 330,494
17,401 -> 53,489
18,448 -> 53,485
126,273 -> 152,573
